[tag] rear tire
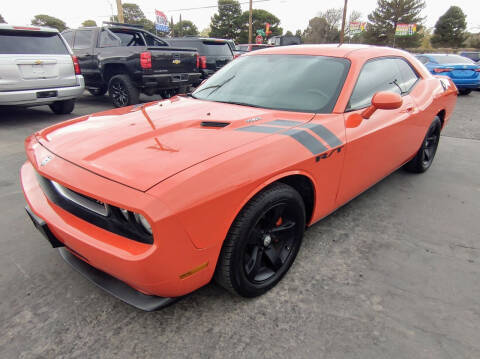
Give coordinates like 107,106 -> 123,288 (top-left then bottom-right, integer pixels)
88,86 -> 107,96
459,89 -> 472,95
108,75 -> 139,107
404,116 -> 441,173
49,99 -> 75,115
215,183 -> 305,298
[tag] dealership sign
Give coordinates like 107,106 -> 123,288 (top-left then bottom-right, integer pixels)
349,22 -> 367,35
395,23 -> 417,36
155,10 -> 169,32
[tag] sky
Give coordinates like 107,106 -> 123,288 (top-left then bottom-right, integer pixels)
2,0 -> 480,34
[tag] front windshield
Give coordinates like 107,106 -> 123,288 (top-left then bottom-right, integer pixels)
192,54 -> 350,113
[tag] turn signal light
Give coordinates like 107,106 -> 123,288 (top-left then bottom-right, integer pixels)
140,51 -> 152,69
72,55 -> 81,75
199,55 -> 207,69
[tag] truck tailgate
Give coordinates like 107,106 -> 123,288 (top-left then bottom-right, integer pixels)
149,47 -> 197,74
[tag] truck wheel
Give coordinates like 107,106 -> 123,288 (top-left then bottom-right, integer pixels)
88,86 -> 107,96
108,75 -> 139,107
215,183 -> 305,298
49,99 -> 75,115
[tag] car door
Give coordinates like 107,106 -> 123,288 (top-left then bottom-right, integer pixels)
336,57 -> 420,206
71,29 -> 97,85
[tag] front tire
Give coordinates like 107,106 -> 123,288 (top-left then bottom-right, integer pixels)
458,89 -> 472,95
108,74 -> 139,107
215,183 -> 305,297
49,99 -> 75,114
404,116 -> 441,173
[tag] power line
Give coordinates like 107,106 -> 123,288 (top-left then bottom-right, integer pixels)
164,0 -> 272,13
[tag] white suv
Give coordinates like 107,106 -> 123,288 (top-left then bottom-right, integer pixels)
0,24 -> 84,114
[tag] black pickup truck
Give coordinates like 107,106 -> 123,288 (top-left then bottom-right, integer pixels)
62,23 -> 201,107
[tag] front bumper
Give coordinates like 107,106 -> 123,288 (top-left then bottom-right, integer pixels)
25,205 -> 177,311
20,139 -> 217,305
0,76 -> 85,106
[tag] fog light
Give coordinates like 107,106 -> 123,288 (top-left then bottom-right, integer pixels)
134,213 -> 152,234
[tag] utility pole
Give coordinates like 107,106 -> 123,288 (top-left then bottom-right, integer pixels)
248,0 -> 253,44
116,0 -> 124,23
339,0 -> 348,44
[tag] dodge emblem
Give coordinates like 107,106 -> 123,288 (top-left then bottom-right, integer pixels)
40,155 -> 53,166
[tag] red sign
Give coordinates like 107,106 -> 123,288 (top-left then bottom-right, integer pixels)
255,35 -> 263,44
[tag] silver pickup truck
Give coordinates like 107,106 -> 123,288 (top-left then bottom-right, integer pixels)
0,24 -> 85,114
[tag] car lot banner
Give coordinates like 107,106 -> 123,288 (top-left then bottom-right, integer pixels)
349,22 -> 367,35
155,10 -> 169,32
395,23 -> 417,36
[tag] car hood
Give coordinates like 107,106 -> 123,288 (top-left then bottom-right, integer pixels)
36,97 -> 314,191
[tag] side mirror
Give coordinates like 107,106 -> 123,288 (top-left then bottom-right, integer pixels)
361,91 -> 403,119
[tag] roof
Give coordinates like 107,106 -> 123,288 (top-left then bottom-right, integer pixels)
247,44 -> 411,59
0,24 -> 58,33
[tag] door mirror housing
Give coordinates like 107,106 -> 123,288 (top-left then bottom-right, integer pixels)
361,91 -> 403,119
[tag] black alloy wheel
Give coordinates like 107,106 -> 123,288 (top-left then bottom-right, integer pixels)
110,79 -> 129,107
404,116 -> 442,173
215,183 -> 305,297
243,202 -> 299,283
108,74 -> 139,108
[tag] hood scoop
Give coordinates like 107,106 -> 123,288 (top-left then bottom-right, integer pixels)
200,121 -> 230,128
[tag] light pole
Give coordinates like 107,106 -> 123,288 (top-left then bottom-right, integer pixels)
340,0 -> 348,44
116,0 -> 124,23
248,0 -> 253,44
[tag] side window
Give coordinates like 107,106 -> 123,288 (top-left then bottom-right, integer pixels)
62,31 -> 74,47
143,33 -> 167,47
99,30 -> 121,47
394,58 -> 419,94
348,58 -> 402,110
73,30 -> 94,49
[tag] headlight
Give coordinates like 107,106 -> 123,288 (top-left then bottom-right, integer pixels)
134,213 -> 152,235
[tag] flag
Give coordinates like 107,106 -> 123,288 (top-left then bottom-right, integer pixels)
155,10 -> 169,32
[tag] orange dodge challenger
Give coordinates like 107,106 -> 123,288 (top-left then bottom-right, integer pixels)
21,45 -> 457,311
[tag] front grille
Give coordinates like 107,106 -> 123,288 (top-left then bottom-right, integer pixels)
36,173 -> 153,244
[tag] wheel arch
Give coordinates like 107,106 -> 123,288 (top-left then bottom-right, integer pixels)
102,63 -> 131,84
436,109 -> 446,129
233,171 -> 317,229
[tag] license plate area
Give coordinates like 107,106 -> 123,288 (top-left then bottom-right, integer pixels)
171,74 -> 188,82
25,206 -> 64,248
37,90 -> 58,98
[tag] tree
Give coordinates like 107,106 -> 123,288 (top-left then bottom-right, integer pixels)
303,17 -> 339,44
302,8 -> 344,44
31,14 -> 67,32
237,9 -> 282,43
209,0 -> 242,40
465,33 -> 480,49
0,14 -> 6,23
431,6 -> 467,48
81,20 -> 97,27
364,0 -> 425,48
110,3 -> 156,34
200,27 -> 211,37
295,29 -> 302,37
171,20 -> 199,37
285,30 -> 293,36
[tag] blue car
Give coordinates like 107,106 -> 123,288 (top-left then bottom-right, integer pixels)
416,54 -> 480,95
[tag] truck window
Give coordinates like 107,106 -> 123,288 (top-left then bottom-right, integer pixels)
99,30 -> 121,47
74,30 -> 94,49
143,33 -> 167,47
62,31 -> 74,47
110,30 -> 145,46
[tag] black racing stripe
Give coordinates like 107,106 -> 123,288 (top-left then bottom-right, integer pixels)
236,126 -> 282,134
283,129 -> 327,155
301,123 -> 343,148
266,120 -> 304,127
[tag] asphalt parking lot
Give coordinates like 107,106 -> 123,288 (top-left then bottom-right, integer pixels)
1,91 -> 479,358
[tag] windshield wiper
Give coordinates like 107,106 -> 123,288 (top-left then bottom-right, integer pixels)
194,75 -> 236,96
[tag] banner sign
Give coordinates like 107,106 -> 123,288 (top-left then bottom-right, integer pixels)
349,22 -> 366,35
155,10 -> 169,32
395,23 -> 417,36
